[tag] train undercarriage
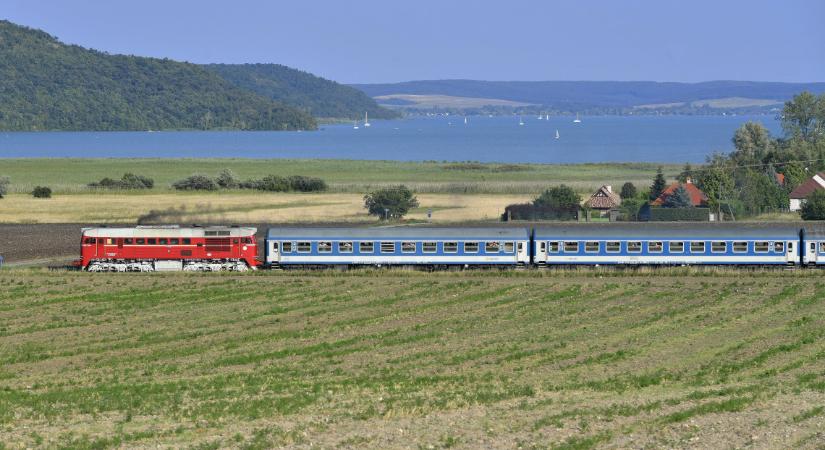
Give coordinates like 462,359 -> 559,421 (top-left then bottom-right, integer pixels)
86,259 -> 252,272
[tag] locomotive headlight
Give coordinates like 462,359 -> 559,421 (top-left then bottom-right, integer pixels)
242,246 -> 247,251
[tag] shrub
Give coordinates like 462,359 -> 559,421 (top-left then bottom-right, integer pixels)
172,174 -> 218,191
534,185 -> 580,210
801,190 -> 825,220
32,186 -> 52,198
216,169 -> 239,189
89,173 -> 153,189
0,175 -> 9,198
364,185 -> 419,219
503,203 -> 578,221
287,175 -> 327,192
239,174 -> 327,192
619,182 -> 637,199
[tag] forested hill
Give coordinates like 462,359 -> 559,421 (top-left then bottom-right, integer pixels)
206,64 -> 398,120
0,21 -> 316,131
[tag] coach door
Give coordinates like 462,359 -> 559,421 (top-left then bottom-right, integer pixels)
96,238 -> 106,258
808,241 -> 818,265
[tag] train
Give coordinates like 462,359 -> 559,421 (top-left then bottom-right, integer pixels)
78,223 -> 825,271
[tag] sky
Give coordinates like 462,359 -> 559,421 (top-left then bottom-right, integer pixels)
2,0 -> 823,84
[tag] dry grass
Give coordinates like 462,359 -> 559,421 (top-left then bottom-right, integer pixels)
0,270 -> 824,449
0,192 -> 531,224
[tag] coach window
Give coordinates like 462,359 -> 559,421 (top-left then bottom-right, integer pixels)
733,241 -> 748,253
381,242 -> 395,253
402,242 -> 416,253
547,242 -> 559,253
159,238 -> 168,245
563,241 -> 579,253
605,241 -> 620,253
360,241 -> 374,253
504,242 -> 514,253
169,238 -> 178,245
585,241 -> 599,253
444,242 -> 458,253
422,242 -> 437,253
669,241 -> 684,253
754,241 -> 769,252
820,242 -> 825,253
147,238 -> 157,245
136,238 -> 145,245
318,241 -> 332,253
690,241 -> 705,253
627,241 -> 642,253
297,242 -> 311,253
774,242 -> 785,253
486,241 -> 500,252
339,242 -> 353,253
105,238 -> 113,245
711,241 -> 727,253
464,242 -> 479,253
182,238 -> 191,245
648,241 -> 663,253
282,242 -> 293,252
123,238 -> 133,245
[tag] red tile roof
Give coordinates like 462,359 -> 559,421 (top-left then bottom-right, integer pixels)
789,173 -> 825,199
651,182 -> 708,207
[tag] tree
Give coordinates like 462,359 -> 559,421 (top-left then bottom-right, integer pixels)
172,174 -> 218,191
619,182 -> 637,199
534,185 -> 580,210
695,153 -> 735,218
649,167 -> 667,201
781,91 -> 824,142
32,186 -> 51,198
0,176 -> 9,198
677,163 -> 693,183
732,122 -> 772,163
801,190 -> 825,220
663,185 -> 693,208
216,169 -> 239,189
363,185 -> 419,220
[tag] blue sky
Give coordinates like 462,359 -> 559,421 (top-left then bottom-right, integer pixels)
3,0 -> 823,84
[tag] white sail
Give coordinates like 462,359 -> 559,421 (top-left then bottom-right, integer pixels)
555,129 -> 560,139
573,113 -> 581,123
353,121 -> 359,130
364,111 -> 370,127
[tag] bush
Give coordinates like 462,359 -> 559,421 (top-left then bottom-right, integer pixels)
239,174 -> 327,192
801,190 -> 825,220
619,182 -> 637,199
503,203 -> 578,221
216,169 -> 239,189
364,185 -> 419,219
534,185 -> 580,210
639,205 -> 710,221
89,173 -> 153,189
287,175 -> 327,192
32,186 -> 52,198
0,175 -> 9,198
172,174 -> 218,191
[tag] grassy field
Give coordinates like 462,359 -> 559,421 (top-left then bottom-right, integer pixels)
0,159 -> 682,194
1,270 -> 823,448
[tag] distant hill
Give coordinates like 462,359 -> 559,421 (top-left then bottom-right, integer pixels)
0,20 -> 316,131
353,80 -> 825,114
206,64 -> 398,120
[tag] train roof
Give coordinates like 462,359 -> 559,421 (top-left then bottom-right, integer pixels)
266,226 -> 530,240
802,223 -> 825,239
533,222 -> 801,239
82,226 -> 257,238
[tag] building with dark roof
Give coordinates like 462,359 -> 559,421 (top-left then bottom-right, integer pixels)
789,172 -> 825,211
584,185 -> 622,210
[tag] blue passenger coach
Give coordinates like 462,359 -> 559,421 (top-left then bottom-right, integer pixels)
534,223 -> 801,266
265,227 -> 531,268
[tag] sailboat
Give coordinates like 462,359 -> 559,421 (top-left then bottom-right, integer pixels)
464,116 -> 468,125
555,129 -> 560,139
573,113 -> 582,123
353,121 -> 359,130
519,116 -> 525,126
363,112 -> 370,127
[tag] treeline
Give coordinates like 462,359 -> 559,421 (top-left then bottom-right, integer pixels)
172,170 -> 327,192
0,20 -> 316,131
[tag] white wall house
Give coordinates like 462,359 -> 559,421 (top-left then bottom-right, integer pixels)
789,173 -> 825,212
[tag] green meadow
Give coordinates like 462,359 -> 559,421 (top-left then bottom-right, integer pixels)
0,269 -> 823,448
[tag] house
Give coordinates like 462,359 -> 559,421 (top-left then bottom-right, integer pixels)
584,185 -> 621,210
650,179 -> 708,207
789,172 -> 825,211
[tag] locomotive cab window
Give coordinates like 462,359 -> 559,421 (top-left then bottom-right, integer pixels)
147,238 -> 157,245
282,242 -> 292,252
690,242 -> 705,253
486,241 -> 500,252
296,242 -> 311,253
754,241 -> 769,252
159,238 -> 168,245
182,238 -> 191,245
422,242 -> 437,253
381,242 -> 395,253
136,238 -> 145,245
359,242 -> 374,253
711,241 -> 727,253
774,242 -> 785,253
443,242 -> 458,253
627,241 -> 642,253
648,241 -> 663,253
170,238 -> 179,245
733,241 -> 748,253
585,241 -> 599,253
563,241 -> 579,253
106,238 -> 114,245
669,241 -> 684,253
605,241 -> 620,253
84,237 -> 96,244
547,241 -> 560,253
339,242 -> 353,253
503,242 -> 514,253
318,241 -> 332,253
402,242 -> 416,253
124,238 -> 133,244
464,242 -> 479,253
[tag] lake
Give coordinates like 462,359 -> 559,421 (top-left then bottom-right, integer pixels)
0,115 -> 781,163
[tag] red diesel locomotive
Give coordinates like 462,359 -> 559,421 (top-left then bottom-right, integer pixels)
79,226 -> 258,271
